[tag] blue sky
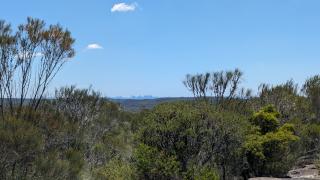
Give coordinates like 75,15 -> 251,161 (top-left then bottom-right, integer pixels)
1,0 -> 320,97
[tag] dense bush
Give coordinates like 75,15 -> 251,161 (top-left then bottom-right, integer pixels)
1,17 -> 320,180
244,105 -> 299,177
134,102 -> 247,180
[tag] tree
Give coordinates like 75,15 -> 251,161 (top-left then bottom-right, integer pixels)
134,144 -> 180,179
300,123 -> 320,152
198,110 -> 247,180
94,158 -> 136,180
0,18 -> 77,179
244,106 -> 299,177
53,86 -> 104,128
136,102 -> 205,175
183,73 -> 210,100
183,69 -> 251,103
250,105 -> 280,134
52,86 -> 131,169
0,17 -> 75,118
135,101 -> 245,179
210,68 -> 243,103
0,116 -> 43,179
302,75 -> 320,121
258,80 -> 303,122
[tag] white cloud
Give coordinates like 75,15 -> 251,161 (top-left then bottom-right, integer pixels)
86,43 -> 103,50
111,2 -> 137,12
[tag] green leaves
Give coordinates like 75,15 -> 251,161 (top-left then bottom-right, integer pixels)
94,158 -> 136,180
0,116 -> 44,179
303,75 -> 320,120
250,105 -> 280,134
134,144 -> 180,179
135,101 -> 246,179
244,106 -> 299,177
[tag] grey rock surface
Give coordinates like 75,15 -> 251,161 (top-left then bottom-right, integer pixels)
249,178 -> 290,180
249,164 -> 320,180
287,164 -> 320,179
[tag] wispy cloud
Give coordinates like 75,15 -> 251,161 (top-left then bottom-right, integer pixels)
86,43 -> 103,50
111,2 -> 137,12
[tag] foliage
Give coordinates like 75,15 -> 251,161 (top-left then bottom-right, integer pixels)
135,101 -> 246,180
186,166 -> 219,180
1,18 -> 320,180
299,123 -> 320,152
250,105 -> 280,134
135,102 -> 202,179
258,80 -> 300,121
94,158 -> 136,180
183,69 -> 251,104
134,144 -> 180,179
303,75 -> 320,121
33,152 -> 70,180
244,106 -> 299,177
0,116 -> 43,179
0,17 -> 75,117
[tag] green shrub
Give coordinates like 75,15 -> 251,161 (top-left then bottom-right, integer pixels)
250,105 -> 280,134
244,106 -> 299,177
134,144 -> 180,179
94,158 -> 136,180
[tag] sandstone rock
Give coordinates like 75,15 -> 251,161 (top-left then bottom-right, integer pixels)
249,178 -> 290,180
287,164 -> 320,179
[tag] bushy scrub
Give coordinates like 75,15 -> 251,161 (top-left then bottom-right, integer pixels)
94,158 -> 137,180
134,102 -> 246,180
0,116 -> 43,179
244,105 -> 299,177
134,144 -> 180,179
300,123 -> 320,152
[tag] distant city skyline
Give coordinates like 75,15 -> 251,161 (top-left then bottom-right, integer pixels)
111,95 -> 157,99
1,0 -> 320,97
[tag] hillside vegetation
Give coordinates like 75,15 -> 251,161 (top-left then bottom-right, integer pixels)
1,18 -> 320,180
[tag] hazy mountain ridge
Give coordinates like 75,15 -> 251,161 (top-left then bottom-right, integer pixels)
109,97 -> 194,112
111,95 -> 158,100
